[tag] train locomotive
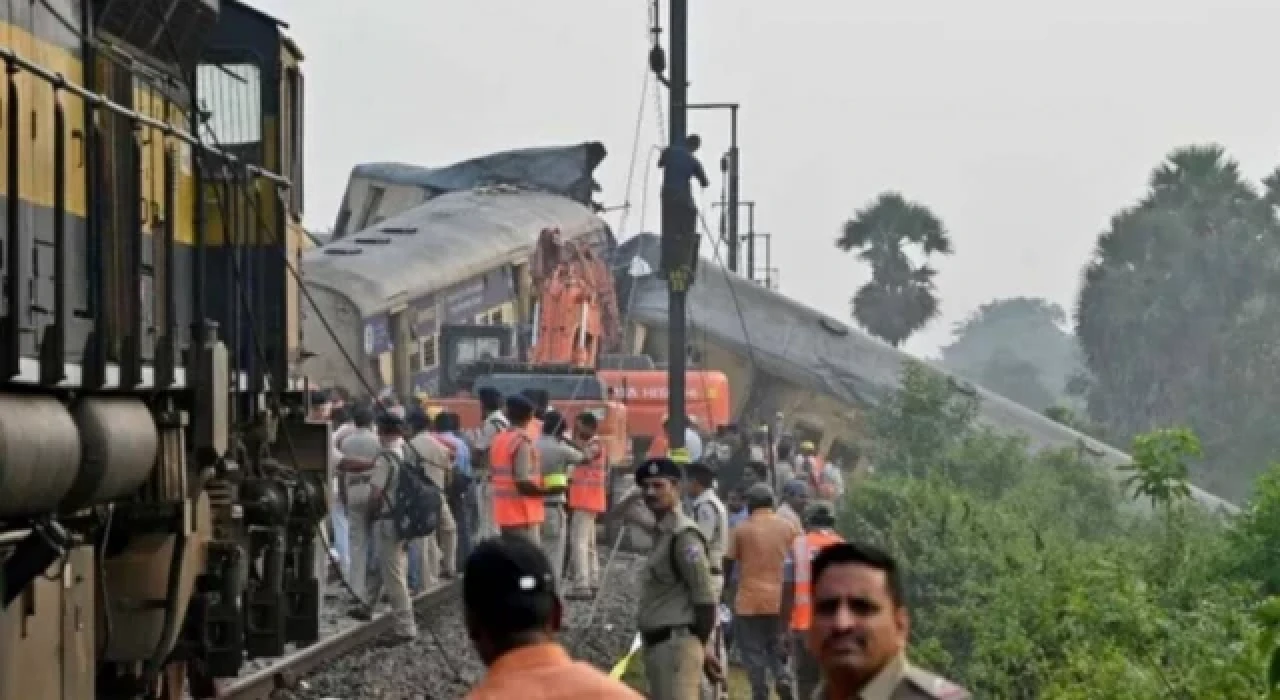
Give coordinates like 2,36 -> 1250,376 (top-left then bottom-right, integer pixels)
0,2 -> 325,698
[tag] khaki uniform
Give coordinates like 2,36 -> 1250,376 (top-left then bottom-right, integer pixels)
638,510 -> 717,700
536,436 -> 585,585
810,655 -> 968,700
338,428 -> 383,601
689,491 -> 729,700
468,410 -> 509,540
364,448 -> 417,638
408,432 -> 458,581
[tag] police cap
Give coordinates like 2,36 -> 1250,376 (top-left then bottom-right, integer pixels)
505,394 -> 535,422
687,461 -> 716,480
803,500 -> 837,526
635,457 -> 682,484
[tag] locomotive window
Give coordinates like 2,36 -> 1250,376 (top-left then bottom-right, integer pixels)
285,66 -> 304,216
196,63 -> 262,147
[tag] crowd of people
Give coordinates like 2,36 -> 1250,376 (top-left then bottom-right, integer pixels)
312,387 -> 967,699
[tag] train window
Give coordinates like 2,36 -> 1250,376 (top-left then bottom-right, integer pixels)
360,186 -> 385,231
418,334 -> 438,370
489,308 -> 504,325
196,63 -> 262,148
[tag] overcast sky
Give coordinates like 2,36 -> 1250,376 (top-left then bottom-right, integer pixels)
254,0 -> 1280,356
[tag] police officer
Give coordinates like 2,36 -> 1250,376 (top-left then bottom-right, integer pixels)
807,542 -> 969,700
685,461 -> 730,700
634,457 -> 723,699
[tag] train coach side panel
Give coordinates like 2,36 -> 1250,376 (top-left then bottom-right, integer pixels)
299,285 -> 371,393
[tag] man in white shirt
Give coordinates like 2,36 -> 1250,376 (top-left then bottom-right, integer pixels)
336,405 -> 382,599
465,388 -> 509,540
328,407 -> 357,579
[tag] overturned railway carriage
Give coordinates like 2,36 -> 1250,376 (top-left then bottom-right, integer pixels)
0,2 -> 324,699
300,144 -> 616,399
615,234 -> 1238,513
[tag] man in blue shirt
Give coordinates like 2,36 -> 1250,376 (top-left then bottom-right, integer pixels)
658,133 -> 710,209
433,411 -> 473,569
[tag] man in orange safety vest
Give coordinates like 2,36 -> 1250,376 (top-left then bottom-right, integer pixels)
779,500 -> 844,700
490,395 -> 546,546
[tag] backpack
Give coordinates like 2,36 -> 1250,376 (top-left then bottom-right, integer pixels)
378,449 -> 444,541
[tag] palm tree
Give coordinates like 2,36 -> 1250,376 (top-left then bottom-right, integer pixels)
836,192 -> 953,347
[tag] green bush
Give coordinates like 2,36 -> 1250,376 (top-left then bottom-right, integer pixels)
843,359 -> 1279,698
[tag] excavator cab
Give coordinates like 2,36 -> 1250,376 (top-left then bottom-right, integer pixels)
422,327 -> 631,468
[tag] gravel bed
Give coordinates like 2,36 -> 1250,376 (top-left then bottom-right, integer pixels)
275,550 -> 648,700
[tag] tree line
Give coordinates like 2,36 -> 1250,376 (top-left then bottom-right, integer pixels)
837,144 -> 1280,500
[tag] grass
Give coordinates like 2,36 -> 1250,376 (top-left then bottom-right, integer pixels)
621,656 -> 768,699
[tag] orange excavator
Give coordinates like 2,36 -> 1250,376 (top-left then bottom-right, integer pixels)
598,368 -> 731,460
419,227 -> 732,468
421,228 -> 630,467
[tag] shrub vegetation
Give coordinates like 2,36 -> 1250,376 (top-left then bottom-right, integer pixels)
842,360 -> 1280,698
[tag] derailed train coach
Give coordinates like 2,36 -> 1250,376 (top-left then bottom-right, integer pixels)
614,234 -> 1239,514
1,2 -> 329,699
299,143 -> 616,399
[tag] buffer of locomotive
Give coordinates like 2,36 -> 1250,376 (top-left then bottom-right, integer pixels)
0,2 -> 326,699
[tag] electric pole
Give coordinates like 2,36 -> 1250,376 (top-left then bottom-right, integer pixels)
690,102 -> 739,273
656,0 -> 693,458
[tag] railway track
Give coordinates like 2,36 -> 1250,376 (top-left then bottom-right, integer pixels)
213,546 -> 647,700
218,582 -> 463,700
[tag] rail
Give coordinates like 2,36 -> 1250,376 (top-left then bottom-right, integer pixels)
217,581 -> 461,700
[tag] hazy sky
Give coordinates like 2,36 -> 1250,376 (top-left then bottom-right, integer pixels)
254,0 -> 1280,356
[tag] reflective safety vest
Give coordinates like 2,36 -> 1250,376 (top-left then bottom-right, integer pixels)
790,529 -> 845,631
805,456 -> 837,499
490,428 -> 545,527
568,437 -> 608,514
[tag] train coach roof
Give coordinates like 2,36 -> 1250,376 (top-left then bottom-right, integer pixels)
304,186 -> 608,316
350,142 -> 607,208
616,233 -> 1237,515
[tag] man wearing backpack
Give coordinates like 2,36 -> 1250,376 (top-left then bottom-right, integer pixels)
406,408 -> 459,586
350,412 -> 418,644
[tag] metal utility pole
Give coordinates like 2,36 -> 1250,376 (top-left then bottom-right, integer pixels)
656,0 -> 693,457
712,198 -> 753,274
690,102 -> 739,273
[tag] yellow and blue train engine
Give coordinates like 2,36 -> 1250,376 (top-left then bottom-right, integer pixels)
0,2 -> 323,698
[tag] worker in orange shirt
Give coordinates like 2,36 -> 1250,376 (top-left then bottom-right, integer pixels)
463,534 -> 644,700
779,501 -> 844,700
